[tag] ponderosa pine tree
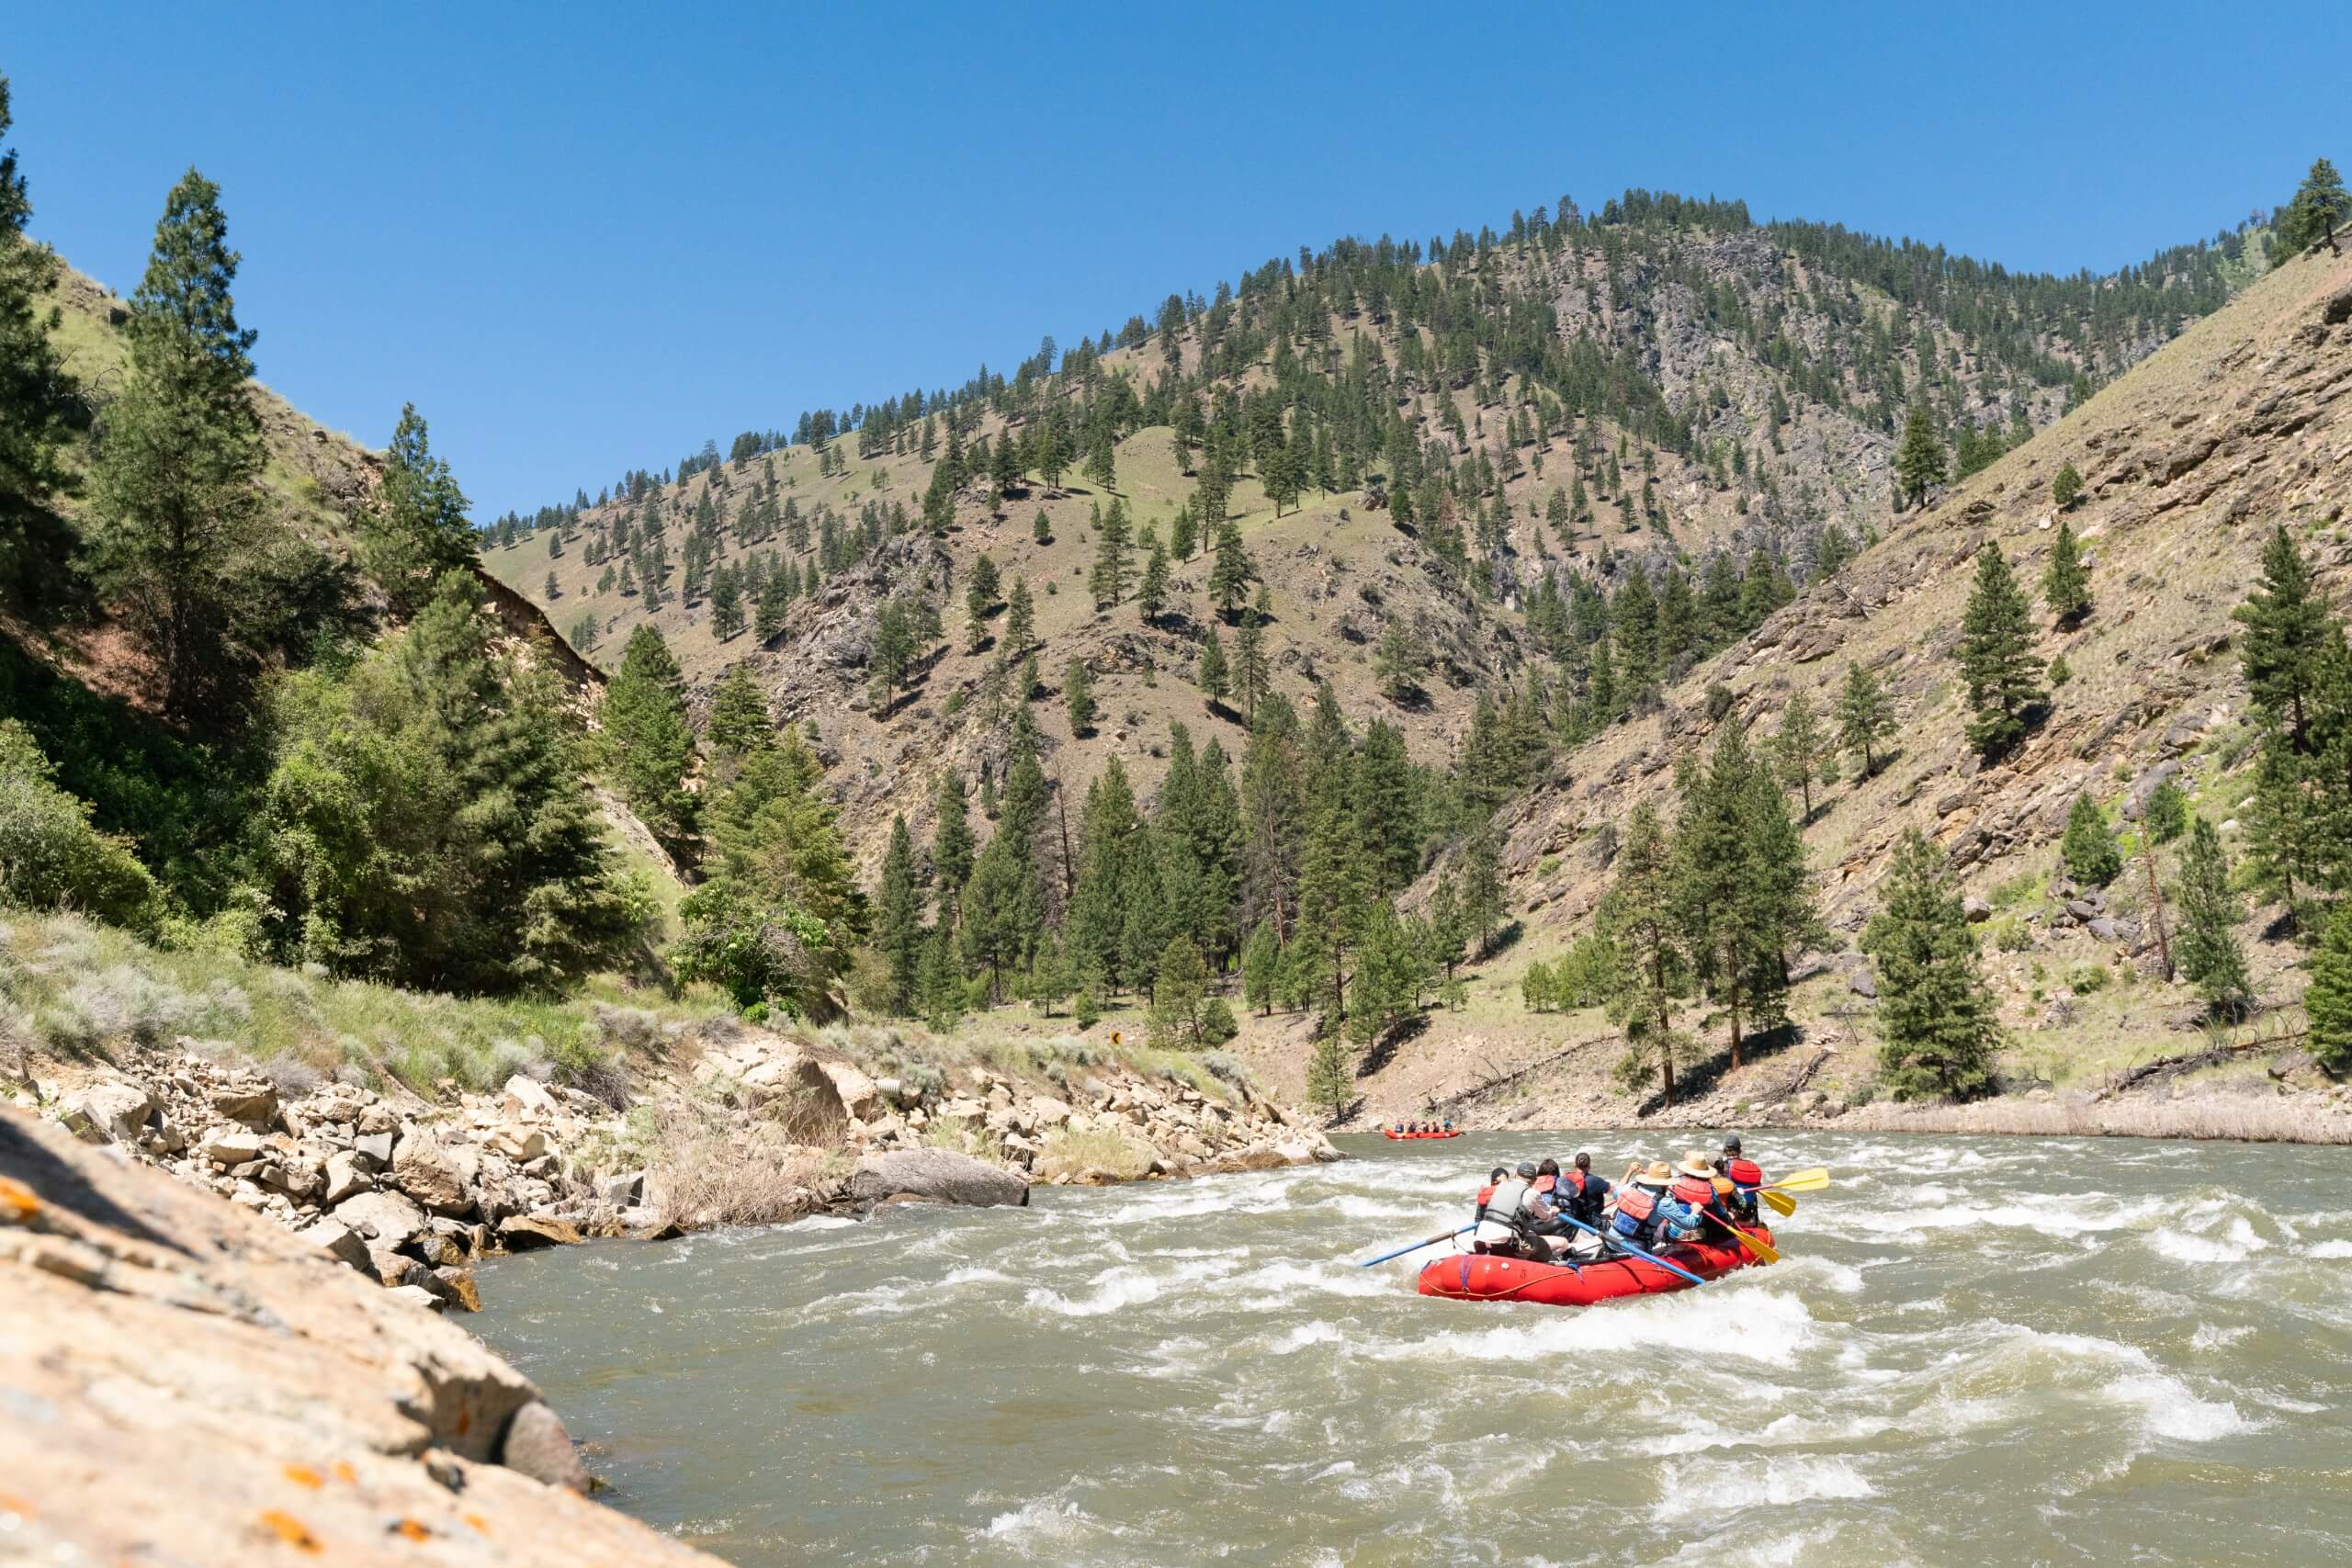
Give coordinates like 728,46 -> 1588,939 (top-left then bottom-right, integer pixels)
1862,829 -> 1999,1100
708,566 -> 744,639
2234,525 -> 2329,752
2042,518 -> 2090,626
2061,794 -> 2121,885
89,170 -> 267,720
1304,1025 -> 1352,1122
1374,619 -> 1428,703
1065,657 -> 1097,735
1210,521 -> 1256,618
1773,688 -> 1828,821
1894,403 -> 1946,509
0,73 -> 73,551
602,624 -> 696,846
1600,803 -> 1688,1106
1838,661 -> 1894,778
1148,933 -> 1212,1047
2175,817 -> 2252,1018
1241,919 -> 1280,1015
1233,616 -> 1270,720
705,660 -> 772,761
1458,818 -> 1505,959
362,405 -> 478,614
2051,460 -> 2084,510
931,770 -> 973,924
1671,722 -> 1781,1067
873,814 -> 924,1014
1032,507 -> 1052,544
1003,575 -> 1035,654
1197,625 -> 1230,709
1957,543 -> 2043,759
2273,156 -> 2347,263
1089,499 -> 1133,607
2312,903 -> 2352,1072
1138,540 -> 1170,624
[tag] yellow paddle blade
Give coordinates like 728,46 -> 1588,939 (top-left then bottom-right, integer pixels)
1760,1188 -> 1798,1217
1766,1168 -> 1831,1193
1707,1213 -> 1781,1265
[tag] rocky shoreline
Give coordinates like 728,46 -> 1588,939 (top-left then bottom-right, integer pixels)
17,1026 -> 1340,1314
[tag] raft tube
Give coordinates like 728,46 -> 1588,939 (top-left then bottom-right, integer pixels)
1414,1226 -> 1772,1305
1382,1129 -> 1464,1140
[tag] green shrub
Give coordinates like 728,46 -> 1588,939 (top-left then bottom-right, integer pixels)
1198,997 -> 1238,1044
2065,963 -> 2111,994
0,722 -> 160,932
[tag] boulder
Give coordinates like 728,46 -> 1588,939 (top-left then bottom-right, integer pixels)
333,1188 -> 431,1249
207,1085 -> 279,1129
487,1123 -> 549,1162
734,1050 -> 850,1143
497,1213 -> 582,1251
848,1147 -> 1029,1209
1849,969 -> 1879,999
391,1135 -> 479,1216
200,1129 -> 266,1168
322,1147 -> 374,1205
354,1129 -> 396,1165
597,1169 -> 646,1207
499,1400 -> 590,1493
1962,895 -> 1993,923
296,1219 -> 375,1274
817,1059 -> 884,1119
383,1283 -> 446,1313
58,1081 -> 154,1145
502,1074 -> 560,1119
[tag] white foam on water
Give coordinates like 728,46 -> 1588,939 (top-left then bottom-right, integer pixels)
1217,1259 -> 1392,1302
2108,1373 -> 2254,1440
1820,1191 -> 2166,1242
2189,1324 -> 2254,1350
936,1266 -> 1017,1289
1022,1257 -> 1238,1318
1274,1320 -> 1344,1353
983,1496 -> 1101,1545
2305,1239 -> 2352,1258
786,1214 -> 860,1232
1371,1283 -> 1816,1368
2152,1220 -> 2269,1264
1651,1457 -> 1873,1521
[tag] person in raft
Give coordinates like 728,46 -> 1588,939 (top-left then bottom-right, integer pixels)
1607,1160 -> 1676,1250
1553,1151 -> 1612,1235
1655,1152 -> 1729,1243
1715,1135 -> 1765,1224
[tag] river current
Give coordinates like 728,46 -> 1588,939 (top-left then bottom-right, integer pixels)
475,1132 -> 2352,1565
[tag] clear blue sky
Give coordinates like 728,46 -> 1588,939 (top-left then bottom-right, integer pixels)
9,2 -> 2345,519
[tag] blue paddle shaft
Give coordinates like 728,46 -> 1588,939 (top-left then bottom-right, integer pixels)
1553,1212 -> 1710,1289
1357,1224 -> 1475,1268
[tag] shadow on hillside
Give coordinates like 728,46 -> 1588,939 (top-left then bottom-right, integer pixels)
1356,1010 -> 1430,1077
1633,1020 -> 1805,1118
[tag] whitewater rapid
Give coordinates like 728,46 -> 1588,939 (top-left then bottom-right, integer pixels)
476,1132 -> 2352,1566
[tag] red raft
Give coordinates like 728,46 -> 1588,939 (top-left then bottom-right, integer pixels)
1383,1129 -> 1464,1140
1415,1226 -> 1772,1306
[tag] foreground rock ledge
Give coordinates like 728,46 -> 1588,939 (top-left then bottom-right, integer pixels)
0,1108 -> 721,1568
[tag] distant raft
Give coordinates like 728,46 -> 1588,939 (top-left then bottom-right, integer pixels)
1382,1129 -> 1464,1140
1414,1226 -> 1772,1306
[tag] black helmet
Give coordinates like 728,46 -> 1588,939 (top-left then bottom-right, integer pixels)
1722,1134 -> 1743,1155
1516,1160 -> 1540,1180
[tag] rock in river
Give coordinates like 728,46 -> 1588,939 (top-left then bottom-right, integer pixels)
849,1147 -> 1030,1209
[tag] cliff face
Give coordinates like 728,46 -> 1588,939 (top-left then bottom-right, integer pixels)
0,1107 -> 722,1568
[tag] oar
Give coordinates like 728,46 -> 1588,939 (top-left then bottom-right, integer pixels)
1357,1224 -> 1474,1268
1764,1168 -> 1831,1195
1702,1210 -> 1781,1265
1759,1188 -> 1798,1218
1551,1212 -> 1711,1290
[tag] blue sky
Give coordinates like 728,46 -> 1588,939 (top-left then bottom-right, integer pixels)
9,2 -> 2346,519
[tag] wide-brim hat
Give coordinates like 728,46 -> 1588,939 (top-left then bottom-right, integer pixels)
1641,1160 -> 1674,1183
1677,1153 -> 1717,1180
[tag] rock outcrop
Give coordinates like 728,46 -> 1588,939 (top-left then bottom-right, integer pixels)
0,1107 -> 721,1567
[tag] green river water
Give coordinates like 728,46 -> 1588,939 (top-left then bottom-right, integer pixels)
475,1132 -> 2352,1565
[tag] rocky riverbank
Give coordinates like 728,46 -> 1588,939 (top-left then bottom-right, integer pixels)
0,1105 -> 727,1567
14,1023 -> 1339,1313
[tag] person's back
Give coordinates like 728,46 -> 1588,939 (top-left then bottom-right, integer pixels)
1563,1152 -> 1611,1230
1721,1135 -> 1764,1224
1474,1161 -> 1542,1255
1611,1161 -> 1674,1248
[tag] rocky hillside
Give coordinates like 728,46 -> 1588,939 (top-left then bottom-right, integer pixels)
491,197 -> 2270,869
1228,245 -> 2352,1130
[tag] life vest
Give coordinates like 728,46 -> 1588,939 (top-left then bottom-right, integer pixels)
1611,1186 -> 1657,1239
1532,1174 -> 1556,1195
1726,1157 -> 1763,1190
1475,1178 -> 1532,1247
1557,1168 -> 1588,1196
1670,1174 -> 1716,1209
1473,1183 -> 1498,1213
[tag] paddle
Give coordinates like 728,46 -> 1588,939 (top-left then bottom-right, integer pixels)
1760,1188 -> 1798,1218
1702,1209 -> 1781,1264
1357,1224 -> 1474,1268
1764,1167 -> 1831,1195
1550,1212 -> 1711,1290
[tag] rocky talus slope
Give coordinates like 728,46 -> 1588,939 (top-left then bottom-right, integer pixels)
17,1023 -> 1336,1313
0,1106 -> 723,1567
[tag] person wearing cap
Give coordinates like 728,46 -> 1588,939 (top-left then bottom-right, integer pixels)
1716,1135 -> 1765,1224
1472,1160 -> 1543,1256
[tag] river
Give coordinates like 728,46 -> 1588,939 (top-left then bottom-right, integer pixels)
474,1132 -> 2352,1565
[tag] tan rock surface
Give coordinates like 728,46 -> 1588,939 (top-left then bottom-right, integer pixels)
0,1107 -> 721,1568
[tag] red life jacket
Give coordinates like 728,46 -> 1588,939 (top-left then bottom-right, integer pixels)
1558,1168 -> 1588,1195
1671,1175 -> 1717,1208
1474,1184 -> 1497,1208
1532,1174 -> 1556,1194
1727,1157 -> 1763,1189
1615,1187 -> 1656,1221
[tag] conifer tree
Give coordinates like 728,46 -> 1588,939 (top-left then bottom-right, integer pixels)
708,566 -> 744,639
1003,575 -> 1035,654
918,931 -> 962,1032
2061,794 -> 2121,885
1458,818 -> 1506,958
1374,620 -> 1428,703
2143,778 -> 2190,844
0,74 -> 72,542
1957,543 -> 2043,759
873,815 -> 924,1014
361,404 -> 479,614
931,770 -> 974,923
1838,661 -> 1894,777
1304,1027 -> 1353,1122
2051,460 -> 2083,510
1894,403 -> 1946,509
2310,903 -> 2352,1074
1148,934 -> 1212,1047
1138,540 -> 1170,624
1065,657 -> 1096,734
2274,156 -> 2348,262
1600,804 -> 1688,1106
2234,525 -> 2329,751
1089,499 -> 1133,607
1197,625 -> 1229,708
89,171 -> 266,720
1773,689 -> 1829,821
603,624 -> 696,844
1233,616 -> 1270,720
1032,507 -> 1053,544
1241,919 -> 1281,1015
2042,518 -> 2090,626
2165,816 -> 2246,1018
705,661 -> 772,761
1210,521 -> 1257,618
1862,829 -> 2000,1100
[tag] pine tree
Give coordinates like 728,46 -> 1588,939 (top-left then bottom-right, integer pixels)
705,660 -> 772,761
873,815 -> 924,1014
1032,507 -> 1052,545
1065,657 -> 1096,734
1893,403 -> 1945,510
918,931 -> 963,1032
1838,662 -> 1894,777
1148,934 -> 1212,1047
708,565 -> 744,639
2061,794 -> 2121,885
2042,518 -> 2090,626
602,624 -> 696,844
931,770 -> 974,923
1600,804 -> 1689,1106
1862,829 -> 1999,1100
0,74 -> 72,540
88,171 -> 267,720
2274,156 -> 2348,263
2051,460 -> 2084,510
1197,625 -> 1229,708
1138,540 -> 1170,624
1773,689 -> 1828,821
2143,778 -> 2190,844
1241,919 -> 1281,1015
1957,543 -> 2043,759
2234,525 -> 2330,751
1233,617 -> 1270,719
1304,1028 -> 1353,1122
361,403 -> 479,614
1458,818 -> 1506,959
1374,620 -> 1428,703
1003,575 -> 1035,654
2310,902 -> 2352,1074
1209,521 -> 1257,618
1089,499 -> 1133,607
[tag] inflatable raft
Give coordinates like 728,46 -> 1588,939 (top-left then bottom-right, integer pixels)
1383,1129 -> 1463,1140
1414,1226 -> 1772,1306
